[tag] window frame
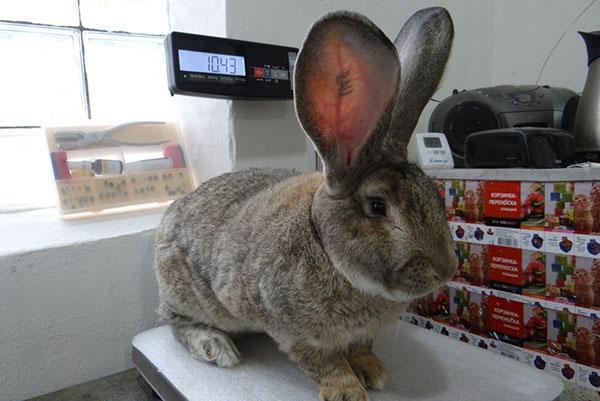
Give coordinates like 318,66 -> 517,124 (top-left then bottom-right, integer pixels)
0,2 -> 165,129
0,2 -> 168,212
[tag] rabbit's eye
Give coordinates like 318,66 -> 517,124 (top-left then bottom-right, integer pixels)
368,199 -> 387,217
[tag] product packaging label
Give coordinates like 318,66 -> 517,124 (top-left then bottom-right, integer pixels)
545,182 -> 575,232
445,180 -> 465,222
547,309 -> 577,362
522,250 -> 546,298
487,295 -> 524,346
546,254 -> 576,306
488,245 -> 523,293
575,315 -> 600,369
573,181 -> 600,235
575,257 -> 600,310
484,181 -> 521,227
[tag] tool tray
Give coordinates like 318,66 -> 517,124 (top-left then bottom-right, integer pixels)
46,122 -> 195,219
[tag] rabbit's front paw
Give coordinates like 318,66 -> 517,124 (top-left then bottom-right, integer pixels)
348,350 -> 386,390
185,328 -> 241,368
319,375 -> 368,401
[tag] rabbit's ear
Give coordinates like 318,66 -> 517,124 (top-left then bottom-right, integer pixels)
294,11 -> 400,194
382,7 -> 454,161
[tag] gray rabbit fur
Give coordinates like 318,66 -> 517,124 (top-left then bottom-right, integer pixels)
155,7 -> 457,401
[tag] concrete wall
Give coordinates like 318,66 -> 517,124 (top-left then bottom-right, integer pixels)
0,229 -> 158,401
169,0 -> 233,181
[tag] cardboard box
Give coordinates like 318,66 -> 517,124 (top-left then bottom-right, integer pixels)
408,286 -> 451,323
575,315 -> 600,368
545,182 -> 575,233
448,287 -> 489,337
575,257 -> 600,310
573,181 -> 600,235
452,242 -> 490,287
445,180 -> 465,222
488,245 -> 523,294
483,181 -> 545,229
522,249 -> 546,299
452,242 -> 470,284
546,254 -> 576,305
547,309 -> 577,362
487,295 -> 546,351
464,180 -> 486,224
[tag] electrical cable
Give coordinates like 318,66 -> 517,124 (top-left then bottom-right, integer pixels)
535,0 -> 598,85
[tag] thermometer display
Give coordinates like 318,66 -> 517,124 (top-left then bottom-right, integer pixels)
178,50 -> 246,76
423,137 -> 442,148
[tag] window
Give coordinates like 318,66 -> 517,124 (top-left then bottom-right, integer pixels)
0,0 -> 173,211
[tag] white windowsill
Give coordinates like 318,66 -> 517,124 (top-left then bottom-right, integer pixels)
0,207 -> 164,258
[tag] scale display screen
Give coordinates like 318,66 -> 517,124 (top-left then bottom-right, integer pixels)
165,31 -> 297,99
178,50 -> 246,77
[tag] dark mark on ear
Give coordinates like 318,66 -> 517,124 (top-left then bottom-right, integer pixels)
336,70 -> 353,97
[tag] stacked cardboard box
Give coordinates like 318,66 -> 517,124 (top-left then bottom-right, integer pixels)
406,178 -> 600,390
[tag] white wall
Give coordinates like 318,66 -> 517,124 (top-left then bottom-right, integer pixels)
224,0 -> 495,141
169,0 -> 233,181
491,0 -> 599,91
176,0 -> 597,179
0,228 -> 158,401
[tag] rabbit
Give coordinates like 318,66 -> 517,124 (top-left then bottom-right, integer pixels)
155,7 -> 456,401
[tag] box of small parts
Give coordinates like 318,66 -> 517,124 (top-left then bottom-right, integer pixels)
46,121 -> 195,219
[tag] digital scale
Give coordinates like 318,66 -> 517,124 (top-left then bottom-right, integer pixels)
132,321 -> 562,401
165,32 -> 298,99
407,132 -> 454,169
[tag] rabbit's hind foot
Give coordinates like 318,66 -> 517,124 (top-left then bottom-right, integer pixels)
171,322 -> 241,368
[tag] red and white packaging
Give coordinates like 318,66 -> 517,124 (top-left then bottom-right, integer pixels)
487,245 -> 524,294
487,295 -> 546,352
484,181 -> 545,230
484,181 -> 521,228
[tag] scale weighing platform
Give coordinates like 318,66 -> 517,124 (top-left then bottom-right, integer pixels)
132,321 -> 563,401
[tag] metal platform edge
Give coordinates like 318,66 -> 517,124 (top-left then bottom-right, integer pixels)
132,344 -> 187,401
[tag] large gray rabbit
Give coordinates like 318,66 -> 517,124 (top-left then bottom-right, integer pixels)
155,7 -> 457,401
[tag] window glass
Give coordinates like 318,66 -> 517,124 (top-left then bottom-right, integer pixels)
80,0 -> 169,34
0,0 -> 79,26
84,32 -> 173,121
0,24 -> 86,126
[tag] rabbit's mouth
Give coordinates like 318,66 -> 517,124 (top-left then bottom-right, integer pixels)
388,256 -> 455,299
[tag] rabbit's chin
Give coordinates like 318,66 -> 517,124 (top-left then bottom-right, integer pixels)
340,266 -> 439,304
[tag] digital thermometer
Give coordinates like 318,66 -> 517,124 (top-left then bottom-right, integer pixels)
165,32 -> 298,99
407,132 -> 454,169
